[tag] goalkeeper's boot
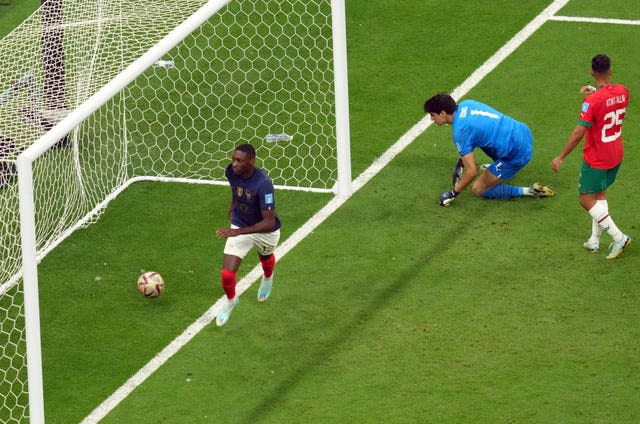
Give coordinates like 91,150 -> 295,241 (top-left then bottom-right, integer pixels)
216,296 -> 239,327
529,182 -> 555,197
257,274 -> 273,303
583,240 -> 599,253
606,235 -> 630,260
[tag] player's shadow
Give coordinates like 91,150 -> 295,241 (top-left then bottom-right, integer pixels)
241,212 -> 479,422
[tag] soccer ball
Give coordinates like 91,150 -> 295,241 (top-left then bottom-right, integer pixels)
137,271 -> 165,298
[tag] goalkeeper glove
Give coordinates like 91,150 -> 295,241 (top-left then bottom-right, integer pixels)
439,189 -> 458,207
452,158 -> 464,186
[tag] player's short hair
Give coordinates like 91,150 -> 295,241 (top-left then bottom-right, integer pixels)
235,143 -> 256,159
591,54 -> 611,74
423,93 -> 457,115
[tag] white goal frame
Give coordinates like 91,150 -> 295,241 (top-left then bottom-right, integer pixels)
14,0 -> 351,422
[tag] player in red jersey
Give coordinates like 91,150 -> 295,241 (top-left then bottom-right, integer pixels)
551,54 -> 630,259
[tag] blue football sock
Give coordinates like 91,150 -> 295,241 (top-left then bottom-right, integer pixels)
482,184 -> 525,199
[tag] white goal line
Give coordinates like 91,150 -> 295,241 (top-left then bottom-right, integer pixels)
82,1 -> 576,422
550,15 -> 640,25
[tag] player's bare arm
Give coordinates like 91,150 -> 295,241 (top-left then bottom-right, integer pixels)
216,209 -> 277,238
580,85 -> 596,94
551,125 -> 587,172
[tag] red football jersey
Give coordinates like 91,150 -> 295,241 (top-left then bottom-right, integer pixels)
578,84 -> 629,169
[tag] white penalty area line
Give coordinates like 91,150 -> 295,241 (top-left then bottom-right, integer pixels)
550,15 -> 640,26
81,0 -> 570,422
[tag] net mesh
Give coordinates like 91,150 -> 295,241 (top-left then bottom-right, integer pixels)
0,0 -> 336,421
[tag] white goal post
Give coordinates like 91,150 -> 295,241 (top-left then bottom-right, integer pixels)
1,0 -> 351,422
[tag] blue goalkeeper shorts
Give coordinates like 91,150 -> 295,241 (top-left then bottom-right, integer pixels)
485,127 -> 532,180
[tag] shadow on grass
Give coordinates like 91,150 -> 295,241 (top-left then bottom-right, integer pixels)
240,206 -> 484,422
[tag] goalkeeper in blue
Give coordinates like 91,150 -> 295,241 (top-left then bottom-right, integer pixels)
423,93 -> 554,206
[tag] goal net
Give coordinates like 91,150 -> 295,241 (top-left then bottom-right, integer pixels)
0,0 -> 350,422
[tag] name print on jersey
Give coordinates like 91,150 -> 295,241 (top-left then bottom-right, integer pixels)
606,95 -> 626,107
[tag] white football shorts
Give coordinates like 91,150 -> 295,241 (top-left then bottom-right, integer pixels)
223,225 -> 280,258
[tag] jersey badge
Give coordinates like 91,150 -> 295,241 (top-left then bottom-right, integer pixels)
581,102 -> 590,113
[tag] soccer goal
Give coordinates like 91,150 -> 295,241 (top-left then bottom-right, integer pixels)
0,0 -> 351,422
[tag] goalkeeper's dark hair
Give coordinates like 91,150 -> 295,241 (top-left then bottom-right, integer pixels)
423,93 -> 457,115
591,54 -> 611,74
235,143 -> 256,159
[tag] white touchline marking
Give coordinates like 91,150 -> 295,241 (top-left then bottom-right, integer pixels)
81,1 -> 575,422
551,15 -> 640,25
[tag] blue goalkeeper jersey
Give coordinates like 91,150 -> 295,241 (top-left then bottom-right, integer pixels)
225,164 -> 281,230
452,99 -> 532,160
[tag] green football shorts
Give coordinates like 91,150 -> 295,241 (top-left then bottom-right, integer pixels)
579,161 -> 620,194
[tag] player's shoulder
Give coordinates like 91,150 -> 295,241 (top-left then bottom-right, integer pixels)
592,83 -> 628,95
602,83 -> 629,94
224,163 -> 233,178
584,84 -> 629,105
611,83 -> 630,98
253,167 -> 275,186
254,166 -> 269,179
459,99 -> 483,109
456,99 -> 486,120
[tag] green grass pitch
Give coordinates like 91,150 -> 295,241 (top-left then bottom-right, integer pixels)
1,1 -> 639,423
